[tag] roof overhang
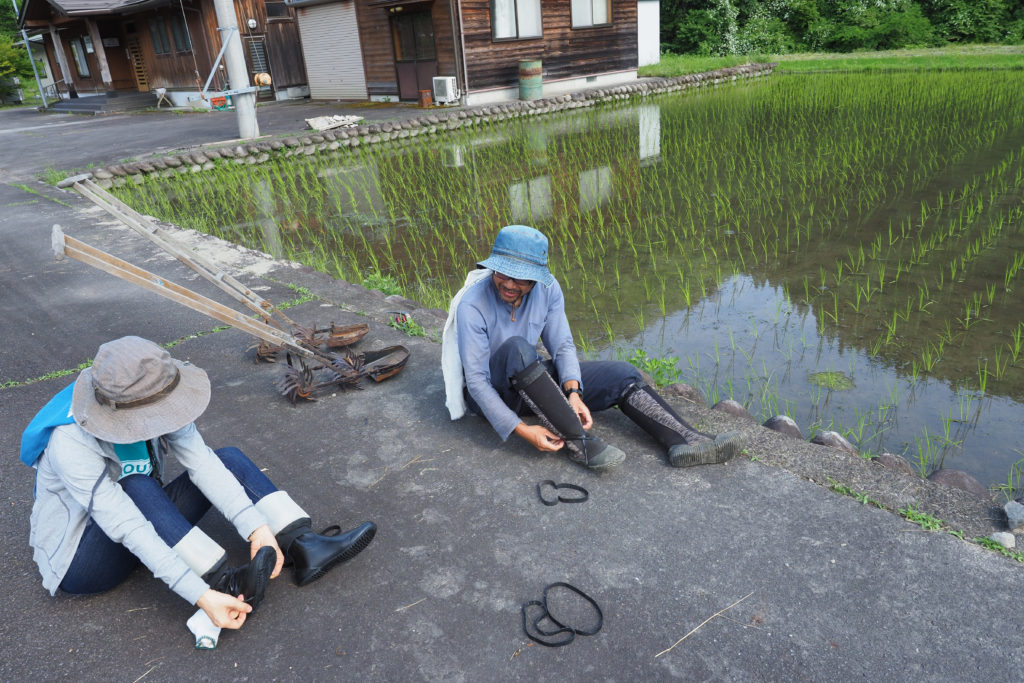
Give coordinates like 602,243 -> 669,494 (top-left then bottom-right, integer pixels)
285,0 -> 349,8
20,0 -> 180,26
366,0 -> 434,9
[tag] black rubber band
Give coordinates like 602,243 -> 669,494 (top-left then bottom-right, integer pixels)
537,480 -> 559,506
542,582 -> 603,636
521,600 -> 576,647
520,582 -> 603,647
555,483 -> 588,504
537,481 -> 589,506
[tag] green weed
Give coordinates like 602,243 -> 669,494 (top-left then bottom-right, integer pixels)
628,349 -> 681,388
899,505 -> 944,531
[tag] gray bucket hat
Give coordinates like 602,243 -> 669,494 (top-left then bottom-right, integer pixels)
72,336 -> 211,444
476,225 -> 554,287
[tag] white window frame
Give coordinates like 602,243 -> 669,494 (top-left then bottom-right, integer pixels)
491,0 -> 542,40
571,0 -> 610,28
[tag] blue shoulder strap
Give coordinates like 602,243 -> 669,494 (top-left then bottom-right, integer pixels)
20,381 -> 77,467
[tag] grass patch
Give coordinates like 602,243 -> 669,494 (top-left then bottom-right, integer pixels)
974,536 -> 1024,563
12,182 -> 72,207
640,45 -> 1024,78
826,477 -> 883,508
899,504 -> 944,531
639,53 -> 771,77
363,272 -> 404,296
0,361 -> 93,389
278,283 -> 317,308
628,349 -> 681,388
808,371 -> 855,391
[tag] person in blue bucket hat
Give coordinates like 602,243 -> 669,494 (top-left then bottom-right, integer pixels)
441,225 -> 745,471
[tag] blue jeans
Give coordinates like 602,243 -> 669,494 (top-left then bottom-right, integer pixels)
59,447 -> 276,595
467,336 -> 642,416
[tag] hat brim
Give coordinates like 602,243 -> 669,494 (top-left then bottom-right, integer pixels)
476,255 -> 554,287
71,360 -> 211,443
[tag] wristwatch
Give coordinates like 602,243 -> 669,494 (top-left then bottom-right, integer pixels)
564,387 -> 583,399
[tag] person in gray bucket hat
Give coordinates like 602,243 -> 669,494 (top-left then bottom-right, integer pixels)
20,336 -> 376,636
441,225 -> 745,471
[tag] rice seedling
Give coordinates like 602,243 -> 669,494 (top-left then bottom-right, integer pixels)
113,70 -> 1024,490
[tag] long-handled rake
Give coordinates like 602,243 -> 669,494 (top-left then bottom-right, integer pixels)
52,225 -> 409,402
73,177 -> 370,360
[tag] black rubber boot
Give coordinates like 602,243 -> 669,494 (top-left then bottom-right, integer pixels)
276,520 -> 377,587
511,361 -> 625,471
618,382 -> 745,467
203,546 -> 276,609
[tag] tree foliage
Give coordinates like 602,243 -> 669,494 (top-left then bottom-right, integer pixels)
661,0 -> 1024,55
1,0 -> 32,99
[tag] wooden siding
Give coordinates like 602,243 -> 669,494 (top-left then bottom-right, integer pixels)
131,4 -> 215,91
459,0 -> 637,91
296,2 -> 367,99
27,0 -> 308,95
354,0 -> 458,98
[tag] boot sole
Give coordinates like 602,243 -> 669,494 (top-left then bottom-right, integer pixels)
669,432 -> 745,468
244,546 -> 278,610
296,523 -> 377,587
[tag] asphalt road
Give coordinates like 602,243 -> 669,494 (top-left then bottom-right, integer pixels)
0,100 -> 1021,681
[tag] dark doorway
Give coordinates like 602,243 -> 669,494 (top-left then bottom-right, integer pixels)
392,10 -> 436,101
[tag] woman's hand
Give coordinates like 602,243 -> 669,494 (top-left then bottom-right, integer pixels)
514,422 -> 565,452
196,589 -> 251,629
248,524 -> 285,578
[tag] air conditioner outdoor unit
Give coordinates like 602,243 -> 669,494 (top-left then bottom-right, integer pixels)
433,76 -> 460,105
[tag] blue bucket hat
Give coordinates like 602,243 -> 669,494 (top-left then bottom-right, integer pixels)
476,225 -> 554,287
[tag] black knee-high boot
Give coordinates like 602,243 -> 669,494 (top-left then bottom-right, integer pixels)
618,381 -> 745,467
511,361 -> 625,471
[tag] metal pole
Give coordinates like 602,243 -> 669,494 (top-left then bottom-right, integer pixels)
210,0 -> 257,138
11,0 -> 47,107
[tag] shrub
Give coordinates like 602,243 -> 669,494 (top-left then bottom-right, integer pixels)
737,15 -> 796,54
922,0 -> 1009,43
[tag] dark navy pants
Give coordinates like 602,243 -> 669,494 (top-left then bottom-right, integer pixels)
467,336 -> 641,416
60,447 -> 276,595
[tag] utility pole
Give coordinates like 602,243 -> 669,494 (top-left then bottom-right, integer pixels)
10,0 -> 47,107
210,0 -> 257,138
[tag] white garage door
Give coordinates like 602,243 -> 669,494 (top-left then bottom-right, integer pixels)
296,1 -> 368,100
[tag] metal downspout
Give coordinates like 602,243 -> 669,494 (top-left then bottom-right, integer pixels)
450,0 -> 468,105
11,0 -> 47,107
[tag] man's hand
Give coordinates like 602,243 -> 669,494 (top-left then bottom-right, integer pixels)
248,524 -> 285,578
196,589 -> 251,629
514,422 -> 565,452
567,392 -> 593,430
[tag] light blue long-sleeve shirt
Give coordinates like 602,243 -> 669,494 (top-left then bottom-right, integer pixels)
29,421 -> 268,604
456,274 -> 582,440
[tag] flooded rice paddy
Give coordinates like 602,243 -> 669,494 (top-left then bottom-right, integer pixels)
117,71 -> 1024,490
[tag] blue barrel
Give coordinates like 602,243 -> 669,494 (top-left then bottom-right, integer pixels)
519,60 -> 542,101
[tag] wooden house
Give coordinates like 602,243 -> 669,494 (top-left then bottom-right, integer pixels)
287,0 -> 659,105
18,0 -> 310,105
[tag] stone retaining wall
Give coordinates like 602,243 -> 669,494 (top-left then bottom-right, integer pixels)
83,63 -> 776,188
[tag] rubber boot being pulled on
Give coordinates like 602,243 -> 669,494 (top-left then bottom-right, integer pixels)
510,361 -> 625,471
276,520 -> 377,587
618,382 -> 745,467
203,546 -> 276,609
